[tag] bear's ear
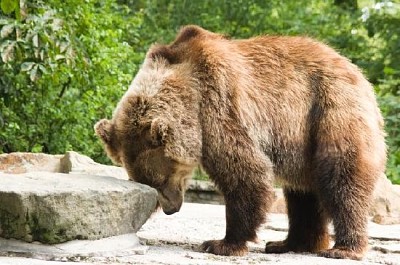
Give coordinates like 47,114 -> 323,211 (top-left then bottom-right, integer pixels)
94,119 -> 114,144
148,45 -> 178,64
173,25 -> 204,45
150,118 -> 169,146
174,25 -> 225,44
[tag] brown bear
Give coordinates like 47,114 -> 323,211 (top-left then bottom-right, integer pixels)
95,25 -> 386,260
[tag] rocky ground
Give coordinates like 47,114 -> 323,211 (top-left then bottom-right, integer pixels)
1,152 -> 400,264
1,203 -> 400,265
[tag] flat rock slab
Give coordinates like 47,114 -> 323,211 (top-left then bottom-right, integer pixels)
0,233 -> 146,261
0,172 -> 157,244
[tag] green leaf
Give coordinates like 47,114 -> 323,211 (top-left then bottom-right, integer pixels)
1,41 -> 15,62
31,143 -> 43,153
21,62 -> 35,72
30,65 -> 39,82
0,19 -> 9,25
1,24 -> 14,38
32,34 -> 39,48
38,64 -> 47,74
384,67 -> 395,75
14,2 -> 20,20
1,0 -> 18,14
55,54 -> 65,60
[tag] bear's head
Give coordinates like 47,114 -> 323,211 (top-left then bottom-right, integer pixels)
94,28 -> 205,214
95,100 -> 200,214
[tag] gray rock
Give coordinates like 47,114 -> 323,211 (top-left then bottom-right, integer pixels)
1,203 -> 400,265
187,180 -> 218,192
0,151 -> 129,181
0,233 -> 147,260
371,174 -> 400,224
0,172 -> 157,244
0,153 -> 62,174
60,151 -> 129,180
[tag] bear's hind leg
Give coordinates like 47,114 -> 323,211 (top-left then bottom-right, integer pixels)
315,150 -> 376,260
265,189 -> 330,254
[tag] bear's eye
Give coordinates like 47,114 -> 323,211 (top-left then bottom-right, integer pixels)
137,124 -> 159,149
151,133 -> 163,147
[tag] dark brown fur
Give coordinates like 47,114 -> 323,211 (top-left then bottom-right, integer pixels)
95,25 -> 386,260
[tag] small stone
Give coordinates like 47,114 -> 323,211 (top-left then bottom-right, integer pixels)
134,245 -> 149,255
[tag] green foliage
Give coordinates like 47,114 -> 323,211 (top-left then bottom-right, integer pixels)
379,95 -> 400,184
1,0 -> 399,183
1,0 -> 18,15
364,2 -> 400,184
1,0 -> 143,163
193,166 -> 209,181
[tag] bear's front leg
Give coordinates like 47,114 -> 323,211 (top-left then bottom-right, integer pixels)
201,182 -> 274,256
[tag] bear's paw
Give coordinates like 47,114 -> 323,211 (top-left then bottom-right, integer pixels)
200,239 -> 248,256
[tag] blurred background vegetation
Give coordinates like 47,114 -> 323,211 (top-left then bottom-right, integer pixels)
0,0 -> 399,184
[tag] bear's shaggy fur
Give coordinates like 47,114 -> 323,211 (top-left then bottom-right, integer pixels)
95,25 -> 386,260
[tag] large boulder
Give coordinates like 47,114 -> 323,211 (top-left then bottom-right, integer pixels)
0,172 -> 157,244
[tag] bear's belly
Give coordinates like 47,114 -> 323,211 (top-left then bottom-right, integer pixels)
270,156 -> 315,192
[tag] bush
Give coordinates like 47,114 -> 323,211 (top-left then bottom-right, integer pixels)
0,0 -> 145,163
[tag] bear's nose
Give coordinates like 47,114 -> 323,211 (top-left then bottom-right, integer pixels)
163,207 -> 179,215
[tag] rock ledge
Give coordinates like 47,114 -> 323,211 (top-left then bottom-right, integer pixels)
0,172 -> 157,244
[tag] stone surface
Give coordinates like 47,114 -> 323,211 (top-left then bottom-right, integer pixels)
0,153 -> 62,174
0,233 -> 146,260
371,174 -> 400,225
60,151 -> 129,180
185,180 -> 224,204
187,180 -> 218,192
0,151 -> 129,180
136,203 -> 400,265
0,172 -> 157,244
269,188 -> 287,214
0,203 -> 400,265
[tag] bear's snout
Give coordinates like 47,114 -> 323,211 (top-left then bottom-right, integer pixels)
157,187 -> 183,215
